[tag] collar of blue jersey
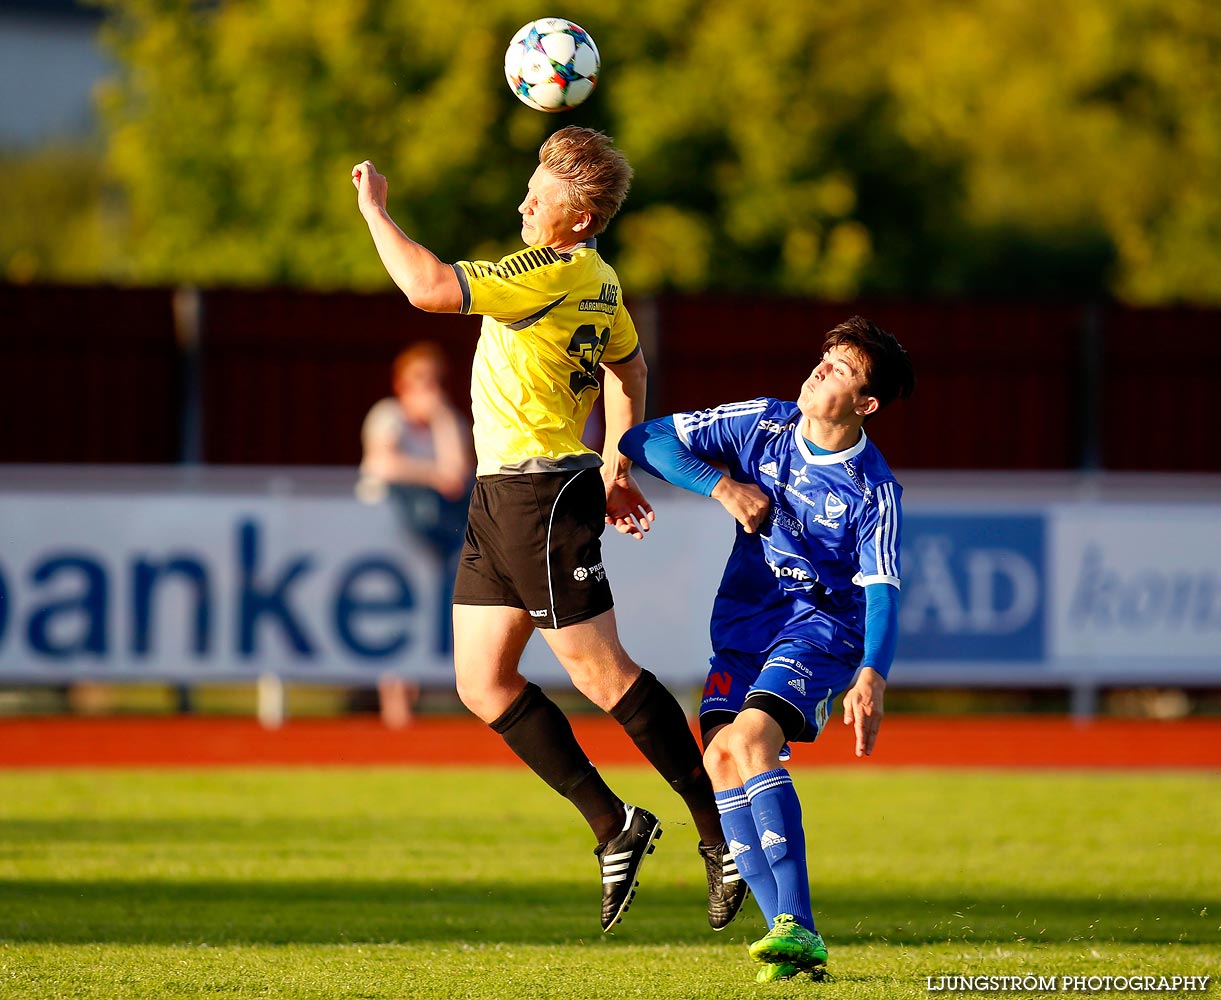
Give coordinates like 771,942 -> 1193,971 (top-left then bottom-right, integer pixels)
793,426 -> 868,465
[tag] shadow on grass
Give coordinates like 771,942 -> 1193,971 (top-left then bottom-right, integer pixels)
2,877 -> 1212,948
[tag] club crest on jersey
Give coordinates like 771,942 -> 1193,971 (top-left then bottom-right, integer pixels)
825,492 -> 847,520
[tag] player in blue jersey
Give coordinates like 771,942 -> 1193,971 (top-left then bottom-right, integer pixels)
620,316 -> 915,983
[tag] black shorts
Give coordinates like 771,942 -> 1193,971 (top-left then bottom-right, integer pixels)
453,468 -> 614,629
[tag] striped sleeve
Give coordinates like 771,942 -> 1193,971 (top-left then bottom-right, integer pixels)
620,417 -> 723,497
672,398 -> 771,454
854,480 -> 902,588
453,248 -> 564,322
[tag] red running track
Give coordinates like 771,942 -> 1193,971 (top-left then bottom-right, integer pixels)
1,715 -> 1219,769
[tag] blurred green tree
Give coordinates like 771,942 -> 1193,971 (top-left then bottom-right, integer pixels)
0,146 -> 115,284
93,0 -> 559,288
873,0 -> 1221,304
2,0 -> 1217,303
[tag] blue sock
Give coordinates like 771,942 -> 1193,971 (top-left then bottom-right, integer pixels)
714,786 -> 778,925
744,768 -> 815,931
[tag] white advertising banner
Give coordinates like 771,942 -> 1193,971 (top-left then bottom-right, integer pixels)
0,494 -> 451,681
2,471 -> 1219,688
0,486 -> 731,687
1049,506 -> 1221,668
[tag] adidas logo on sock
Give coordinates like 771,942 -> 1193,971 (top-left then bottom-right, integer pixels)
760,829 -> 786,850
728,838 -> 751,858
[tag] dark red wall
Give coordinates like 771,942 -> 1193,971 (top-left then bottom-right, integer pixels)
0,285 -> 181,463
197,289 -> 479,465
2,284 -> 1217,472
651,298 -> 1088,470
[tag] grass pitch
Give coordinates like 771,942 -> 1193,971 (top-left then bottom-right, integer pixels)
1,765 -> 1217,999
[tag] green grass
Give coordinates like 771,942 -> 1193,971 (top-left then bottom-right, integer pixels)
1,767 -> 1217,999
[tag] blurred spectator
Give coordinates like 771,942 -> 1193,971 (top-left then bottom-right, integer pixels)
357,341 -> 474,653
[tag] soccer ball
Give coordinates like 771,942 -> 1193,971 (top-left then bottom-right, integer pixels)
504,18 -> 600,113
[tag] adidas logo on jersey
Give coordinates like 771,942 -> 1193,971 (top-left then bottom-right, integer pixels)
728,839 -> 751,859
788,677 -> 807,696
759,461 -> 779,479
760,830 -> 786,850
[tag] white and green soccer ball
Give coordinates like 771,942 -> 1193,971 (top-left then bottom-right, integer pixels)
504,17 -> 600,113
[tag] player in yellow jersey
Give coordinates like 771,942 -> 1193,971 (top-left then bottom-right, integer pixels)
352,127 -> 748,932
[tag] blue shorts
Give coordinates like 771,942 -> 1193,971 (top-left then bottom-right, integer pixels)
699,639 -> 858,744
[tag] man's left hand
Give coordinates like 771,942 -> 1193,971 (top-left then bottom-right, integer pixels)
605,473 -> 655,540
842,667 -> 886,758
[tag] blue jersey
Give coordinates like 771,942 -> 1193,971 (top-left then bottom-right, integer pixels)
674,397 -> 903,661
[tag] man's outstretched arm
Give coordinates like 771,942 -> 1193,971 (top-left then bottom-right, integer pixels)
621,417 -> 770,534
352,160 -> 462,313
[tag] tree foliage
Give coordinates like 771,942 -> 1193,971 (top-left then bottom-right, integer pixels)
5,0 -> 1220,303
0,145 -> 115,284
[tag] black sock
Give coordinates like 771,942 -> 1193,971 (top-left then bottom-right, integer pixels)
490,682 -> 624,843
610,669 -> 724,844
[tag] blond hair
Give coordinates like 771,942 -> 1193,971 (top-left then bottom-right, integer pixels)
538,126 -> 633,236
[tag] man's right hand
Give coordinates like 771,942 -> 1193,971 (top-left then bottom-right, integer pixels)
351,160 -> 388,218
710,477 -> 770,533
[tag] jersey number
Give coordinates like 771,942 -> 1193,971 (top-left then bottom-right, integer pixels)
566,324 -> 611,396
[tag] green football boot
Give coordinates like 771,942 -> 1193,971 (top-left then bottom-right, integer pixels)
755,962 -> 802,984
748,913 -> 828,969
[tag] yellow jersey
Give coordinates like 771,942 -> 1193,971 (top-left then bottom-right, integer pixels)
453,239 -> 641,477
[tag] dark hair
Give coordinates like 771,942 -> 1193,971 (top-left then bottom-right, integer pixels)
823,316 -> 915,414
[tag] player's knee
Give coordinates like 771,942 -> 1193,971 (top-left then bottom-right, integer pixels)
701,736 -> 737,787
567,657 -> 638,712
453,680 -> 488,721
722,721 -> 784,782
454,675 -> 507,724
723,723 -> 757,772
